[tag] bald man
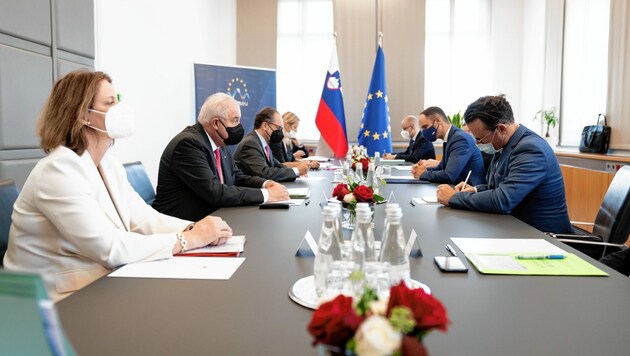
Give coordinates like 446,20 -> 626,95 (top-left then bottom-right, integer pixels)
383,115 -> 435,163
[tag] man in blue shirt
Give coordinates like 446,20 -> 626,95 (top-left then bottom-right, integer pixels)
437,95 -> 572,234
411,106 -> 485,185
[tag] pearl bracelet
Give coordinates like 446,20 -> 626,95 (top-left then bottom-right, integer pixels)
176,232 -> 188,253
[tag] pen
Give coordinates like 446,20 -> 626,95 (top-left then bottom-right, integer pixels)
409,199 -> 416,207
304,198 -> 310,206
446,244 -> 458,257
461,170 -> 472,190
516,254 -> 566,260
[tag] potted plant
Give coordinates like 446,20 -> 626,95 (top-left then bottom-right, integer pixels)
448,111 -> 463,128
534,108 -> 559,146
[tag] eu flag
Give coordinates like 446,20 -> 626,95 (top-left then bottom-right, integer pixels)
358,45 -> 392,156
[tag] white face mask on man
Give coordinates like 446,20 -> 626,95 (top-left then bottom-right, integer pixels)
87,101 -> 135,139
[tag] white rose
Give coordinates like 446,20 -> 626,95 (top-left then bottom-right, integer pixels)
355,315 -> 402,356
369,298 -> 389,317
343,193 -> 355,204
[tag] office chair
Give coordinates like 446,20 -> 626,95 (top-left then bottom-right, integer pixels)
0,179 -> 20,266
122,161 -> 156,205
548,165 -> 630,260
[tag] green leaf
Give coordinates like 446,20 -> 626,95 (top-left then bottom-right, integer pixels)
355,287 -> 378,316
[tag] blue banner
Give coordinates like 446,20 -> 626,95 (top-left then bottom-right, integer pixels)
194,63 -> 276,136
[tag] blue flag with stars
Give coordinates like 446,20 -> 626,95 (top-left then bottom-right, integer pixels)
358,45 -> 392,156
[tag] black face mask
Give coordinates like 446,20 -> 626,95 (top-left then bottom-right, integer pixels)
218,120 -> 244,145
268,125 -> 284,144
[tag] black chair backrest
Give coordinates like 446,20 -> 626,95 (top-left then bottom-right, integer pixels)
0,179 -> 20,265
122,161 -> 156,205
592,165 -> 630,245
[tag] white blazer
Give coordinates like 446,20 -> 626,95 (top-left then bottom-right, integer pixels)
3,146 -> 190,302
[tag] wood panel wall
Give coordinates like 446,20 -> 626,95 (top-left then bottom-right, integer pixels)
560,165 -> 615,232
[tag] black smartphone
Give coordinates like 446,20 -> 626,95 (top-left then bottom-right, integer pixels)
259,203 -> 290,209
434,256 -> 468,273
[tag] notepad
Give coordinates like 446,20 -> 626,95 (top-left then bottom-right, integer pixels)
177,235 -> 246,257
109,257 -> 246,280
380,159 -> 406,165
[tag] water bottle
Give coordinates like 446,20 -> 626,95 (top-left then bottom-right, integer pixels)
314,206 -> 344,297
379,207 -> 410,284
365,162 -> 375,187
374,151 -> 381,167
350,207 -> 376,270
328,202 -> 346,254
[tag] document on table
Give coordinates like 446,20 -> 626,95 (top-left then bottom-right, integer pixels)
307,155 -> 332,162
412,197 -> 439,205
296,176 -> 327,181
451,238 -> 608,276
288,188 -> 311,198
391,165 -> 413,171
380,159 -> 406,165
109,257 -> 245,280
177,235 -> 246,257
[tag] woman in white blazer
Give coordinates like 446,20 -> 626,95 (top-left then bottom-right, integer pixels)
3,70 -> 233,302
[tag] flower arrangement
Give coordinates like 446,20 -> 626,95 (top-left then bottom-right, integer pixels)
333,181 -> 384,212
348,145 -> 370,173
307,282 -> 449,355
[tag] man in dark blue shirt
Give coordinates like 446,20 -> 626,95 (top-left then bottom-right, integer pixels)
411,107 -> 485,186
437,95 -> 572,234
383,115 -> 435,163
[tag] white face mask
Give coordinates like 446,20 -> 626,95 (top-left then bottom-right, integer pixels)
87,101 -> 135,139
477,143 -> 497,155
288,130 -> 297,139
400,130 -> 411,140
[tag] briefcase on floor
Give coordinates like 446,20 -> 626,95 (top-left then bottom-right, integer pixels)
579,113 -> 610,153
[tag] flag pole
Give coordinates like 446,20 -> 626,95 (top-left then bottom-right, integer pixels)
378,32 -> 383,47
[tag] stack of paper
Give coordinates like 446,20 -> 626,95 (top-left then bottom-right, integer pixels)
288,188 -> 311,198
109,257 -> 246,280
450,238 -> 608,276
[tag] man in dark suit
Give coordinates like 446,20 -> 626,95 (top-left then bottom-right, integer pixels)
437,95 -> 572,234
234,107 -> 309,182
411,107 -> 485,185
152,93 -> 289,221
383,115 -> 435,163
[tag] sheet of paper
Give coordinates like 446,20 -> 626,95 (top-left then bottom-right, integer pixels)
392,165 -> 413,171
296,176 -> 327,181
421,196 -> 438,203
307,155 -> 332,162
450,238 -> 566,255
380,159 -> 406,165
288,187 -> 311,198
109,257 -> 245,280
273,199 -> 306,206
179,235 -> 245,255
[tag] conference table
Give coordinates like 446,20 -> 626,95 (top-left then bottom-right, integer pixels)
57,166 -> 630,356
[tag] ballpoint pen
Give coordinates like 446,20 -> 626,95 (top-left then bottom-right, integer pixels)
446,244 -> 458,257
409,199 -> 416,207
461,170 -> 472,190
304,198 -> 310,206
516,254 -> 566,260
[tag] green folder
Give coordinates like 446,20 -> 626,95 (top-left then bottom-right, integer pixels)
0,271 -> 76,355
465,253 -> 609,276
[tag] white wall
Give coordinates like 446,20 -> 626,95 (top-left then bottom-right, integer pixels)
95,0 -> 236,184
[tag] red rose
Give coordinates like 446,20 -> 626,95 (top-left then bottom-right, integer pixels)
401,335 -> 428,356
387,282 -> 449,333
353,185 -> 374,203
332,183 -> 351,201
307,295 -> 362,348
360,157 -> 370,172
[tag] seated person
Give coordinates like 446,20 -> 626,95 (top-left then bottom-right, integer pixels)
383,115 -> 435,163
2,70 -> 232,301
152,93 -> 289,221
234,107 -> 309,182
599,246 -> 630,276
270,111 -> 319,170
463,122 -> 493,173
437,94 -> 573,234
411,106 -> 485,185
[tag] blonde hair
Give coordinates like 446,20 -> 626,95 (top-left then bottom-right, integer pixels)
38,69 -> 112,154
198,93 -> 238,125
281,112 -> 300,145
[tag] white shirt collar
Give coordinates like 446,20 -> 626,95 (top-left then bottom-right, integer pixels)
443,125 -> 453,143
255,129 -> 269,151
203,127 -> 220,152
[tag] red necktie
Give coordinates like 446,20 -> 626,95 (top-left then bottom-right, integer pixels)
265,144 -> 271,163
214,148 -> 223,183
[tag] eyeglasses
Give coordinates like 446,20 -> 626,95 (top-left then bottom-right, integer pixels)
266,121 -> 282,130
475,129 -> 495,144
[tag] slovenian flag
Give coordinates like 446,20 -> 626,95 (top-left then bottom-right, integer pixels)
358,45 -> 392,156
315,42 -> 348,157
